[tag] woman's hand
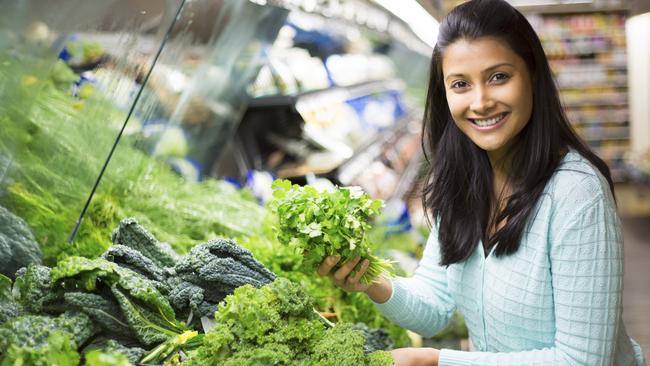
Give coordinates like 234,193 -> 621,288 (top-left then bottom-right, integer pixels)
391,347 -> 440,366
317,256 -> 372,293
317,256 -> 393,303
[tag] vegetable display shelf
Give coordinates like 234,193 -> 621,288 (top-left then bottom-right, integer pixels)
530,11 -> 630,181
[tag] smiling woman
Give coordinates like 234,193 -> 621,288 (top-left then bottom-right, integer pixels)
315,0 -> 647,365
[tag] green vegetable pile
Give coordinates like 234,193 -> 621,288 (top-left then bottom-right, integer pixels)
185,277 -> 393,366
0,218 -> 278,365
269,179 -> 393,285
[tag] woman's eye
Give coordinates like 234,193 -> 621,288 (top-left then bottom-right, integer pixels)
490,72 -> 509,83
450,80 -> 468,89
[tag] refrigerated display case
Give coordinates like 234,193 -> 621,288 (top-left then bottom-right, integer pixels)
0,0 -> 289,263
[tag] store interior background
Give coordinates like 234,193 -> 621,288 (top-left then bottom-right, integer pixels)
1,0 -> 649,355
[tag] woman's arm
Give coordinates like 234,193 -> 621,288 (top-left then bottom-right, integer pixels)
372,226 -> 457,338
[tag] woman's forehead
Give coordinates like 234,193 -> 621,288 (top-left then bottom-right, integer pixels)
442,37 -> 523,76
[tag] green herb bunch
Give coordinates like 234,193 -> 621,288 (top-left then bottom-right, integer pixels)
269,180 -> 393,285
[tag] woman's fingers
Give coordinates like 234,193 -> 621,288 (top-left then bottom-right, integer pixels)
333,256 -> 361,282
347,259 -> 370,285
317,256 -> 340,276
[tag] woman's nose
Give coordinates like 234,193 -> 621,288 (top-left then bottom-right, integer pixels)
470,87 -> 496,114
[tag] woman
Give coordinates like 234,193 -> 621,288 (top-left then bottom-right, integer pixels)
317,0 -> 646,365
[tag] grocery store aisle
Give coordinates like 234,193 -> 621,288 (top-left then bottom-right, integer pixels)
618,183 -> 650,355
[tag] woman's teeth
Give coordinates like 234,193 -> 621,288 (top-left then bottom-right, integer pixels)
472,113 -> 507,127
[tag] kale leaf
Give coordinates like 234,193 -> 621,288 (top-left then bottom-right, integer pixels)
111,218 -> 177,268
0,274 -> 23,324
0,205 -> 42,279
169,238 -> 276,318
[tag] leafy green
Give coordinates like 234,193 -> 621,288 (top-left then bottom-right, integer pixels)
0,274 -> 23,325
110,218 -> 177,268
82,339 -> 144,365
0,331 -> 80,366
311,323 -> 367,366
185,278 -> 392,365
62,292 -> 132,338
13,264 -> 63,314
0,311 -> 95,351
170,238 -> 276,318
269,180 -> 392,284
84,349 -> 132,366
0,204 -> 42,279
49,256 -> 186,345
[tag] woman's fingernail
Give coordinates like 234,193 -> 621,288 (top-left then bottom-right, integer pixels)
330,256 -> 340,263
363,259 -> 369,266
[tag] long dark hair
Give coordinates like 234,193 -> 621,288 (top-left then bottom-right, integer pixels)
422,0 -> 615,265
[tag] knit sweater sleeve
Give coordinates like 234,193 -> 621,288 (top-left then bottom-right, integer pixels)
373,222 -> 456,338
438,179 -> 624,366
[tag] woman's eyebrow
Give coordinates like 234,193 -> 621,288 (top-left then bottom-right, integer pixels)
444,62 -> 515,83
482,62 -> 515,73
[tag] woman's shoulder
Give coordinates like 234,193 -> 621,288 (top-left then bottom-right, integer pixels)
545,149 -> 614,209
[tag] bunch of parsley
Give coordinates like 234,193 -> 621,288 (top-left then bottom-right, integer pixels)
269,180 -> 392,285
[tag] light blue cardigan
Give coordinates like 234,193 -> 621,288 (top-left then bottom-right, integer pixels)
375,150 -> 646,365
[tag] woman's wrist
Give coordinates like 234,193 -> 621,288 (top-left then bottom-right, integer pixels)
424,347 -> 440,366
364,276 -> 392,303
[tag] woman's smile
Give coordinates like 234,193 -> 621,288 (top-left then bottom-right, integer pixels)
468,112 -> 510,130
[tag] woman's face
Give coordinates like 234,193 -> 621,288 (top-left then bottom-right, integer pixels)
442,37 -> 533,162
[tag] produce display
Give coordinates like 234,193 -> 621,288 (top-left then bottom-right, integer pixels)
0,218 -> 394,365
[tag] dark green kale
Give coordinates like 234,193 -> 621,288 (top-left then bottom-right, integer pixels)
0,205 -> 42,279
0,311 -> 95,350
0,274 -> 23,324
166,279 -> 214,318
111,286 -> 184,346
49,256 -> 186,346
111,217 -> 177,268
353,323 -> 394,353
12,264 -> 63,314
175,238 -> 275,287
169,238 -> 276,318
102,244 -> 166,283
62,292 -> 132,338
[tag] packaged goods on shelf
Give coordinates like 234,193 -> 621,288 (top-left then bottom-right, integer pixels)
529,11 -> 630,181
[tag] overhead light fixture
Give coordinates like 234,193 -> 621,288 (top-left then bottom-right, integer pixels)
372,0 -> 439,48
507,0 -> 593,6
